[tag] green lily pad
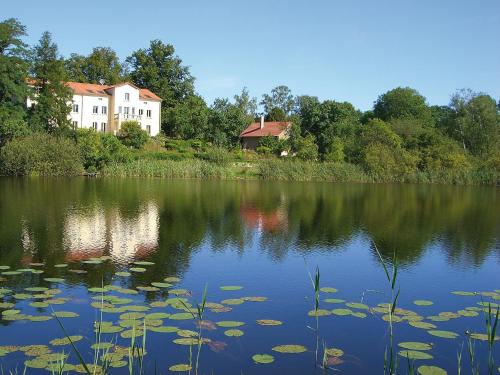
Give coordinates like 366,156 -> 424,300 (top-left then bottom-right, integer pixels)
324,298 -> 345,304
272,345 -> 307,354
252,354 -> 274,364
24,359 -> 49,368
458,309 -> 479,317
44,278 -> 65,283
28,315 -> 53,322
382,315 -> 403,322
137,286 -> 160,292
130,267 -> 146,273
52,311 -> 79,318
1,271 -> 21,276
398,350 -> 433,360
428,330 -> 459,339
91,342 -> 114,350
325,348 -> 344,357
0,266 -> 10,270
256,319 -> 282,326
97,325 -> 123,334
220,286 -> 243,291
451,291 -> 475,296
345,302 -> 369,310
119,312 -> 145,320
243,296 -> 267,302
216,321 -> 244,327
308,309 -> 331,317
469,333 -> 499,341
398,342 -> 432,351
116,271 -> 131,277
224,329 -> 244,337
2,309 -> 20,316
30,301 -> 49,308
54,264 -> 68,268
149,326 -> 179,333
146,312 -> 170,320
331,308 -> 352,316
414,300 -> 434,306
82,260 -> 102,264
109,360 -> 127,368
50,335 -> 83,345
427,316 -> 449,322
133,261 -> 155,266
121,328 -> 144,339
169,312 -> 193,320
352,312 -> 367,318
221,298 -> 245,305
0,302 -> 15,309
177,329 -> 198,338
25,287 -> 49,292
169,289 -> 189,296
169,364 -> 192,372
173,338 -> 209,346
417,365 -> 447,375
151,282 -> 172,288
164,276 -> 181,283
409,321 -> 437,330
13,293 -> 31,299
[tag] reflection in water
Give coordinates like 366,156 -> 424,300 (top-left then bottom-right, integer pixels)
0,178 -> 498,273
62,203 -> 159,263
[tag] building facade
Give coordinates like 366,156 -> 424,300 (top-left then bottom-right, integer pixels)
27,82 -> 162,136
240,116 -> 292,150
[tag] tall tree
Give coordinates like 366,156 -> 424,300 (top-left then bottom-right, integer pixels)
29,31 -> 72,132
373,87 -> 432,125
260,85 -> 295,117
65,48 -> 124,84
207,98 -> 250,148
64,53 -> 87,82
167,95 -> 208,140
0,18 -> 30,144
234,87 -> 257,121
126,40 -> 195,133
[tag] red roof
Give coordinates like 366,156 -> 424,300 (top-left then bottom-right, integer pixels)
240,121 -> 291,138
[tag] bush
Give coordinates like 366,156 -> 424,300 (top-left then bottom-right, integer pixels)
199,147 -> 231,165
0,133 -> 83,176
294,134 -> 319,161
118,121 -> 149,149
76,129 -> 130,171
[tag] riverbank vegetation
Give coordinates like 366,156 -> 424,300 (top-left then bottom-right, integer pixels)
0,18 -> 499,184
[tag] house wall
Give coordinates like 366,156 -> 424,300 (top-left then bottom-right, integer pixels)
70,95 -> 109,131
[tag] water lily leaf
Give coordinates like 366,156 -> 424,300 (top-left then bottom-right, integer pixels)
243,296 -> 267,302
409,321 -> 437,330
224,329 -> 244,337
116,288 -> 138,295
25,287 -> 49,292
0,302 -> 15,309
30,301 -> 49,308
320,287 -> 338,293
91,342 -> 114,350
221,298 -> 244,305
164,277 -> 181,283
0,266 -> 10,270
44,278 -> 64,283
148,326 -> 179,333
13,293 -> 31,299
216,321 -> 244,327
438,312 -> 460,319
169,289 -> 189,296
2,309 -> 20,316
54,264 -> 68,268
428,330 -> 459,339
469,333 -> 499,341
28,315 -> 53,322
133,261 -> 154,266
325,348 -> 344,357
151,282 -> 172,288
130,267 -> 146,273
272,345 -> 307,354
308,309 -> 331,317
68,269 -> 87,274
50,335 -> 83,346
109,360 -> 127,368
177,329 -> 198,338
24,359 -> 49,368
352,312 -> 368,318
120,328 -> 144,339
169,313 -> 193,320
417,365 -> 447,375
173,338 -> 209,346
137,286 -> 160,292
256,319 -> 282,326
458,309 -> 479,317
324,298 -> 345,304
169,364 -> 192,372
119,312 -> 145,320
398,342 -> 432,351
382,315 -> 403,322
398,350 -> 433,360
82,260 -> 102,264
451,291 -> 475,296
52,311 -> 79,318
414,300 -> 433,306
220,286 -> 243,291
97,325 -> 123,334
331,308 -> 352,316
115,271 -> 131,277
1,271 -> 21,276
252,354 -> 274,364
195,320 -> 217,330
146,312 -> 170,320
345,302 -> 369,310
427,316 -> 449,322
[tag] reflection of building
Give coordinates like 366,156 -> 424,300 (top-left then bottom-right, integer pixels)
62,203 -> 159,263
240,205 -> 288,233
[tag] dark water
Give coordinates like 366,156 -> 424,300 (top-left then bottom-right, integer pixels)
0,178 -> 499,374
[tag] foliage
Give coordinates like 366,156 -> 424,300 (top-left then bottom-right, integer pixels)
166,95 -> 209,139
198,147 -> 231,165
373,87 -> 432,124
207,98 -> 249,148
233,87 -> 257,121
29,32 -> 72,132
118,121 -> 149,149
65,47 -> 124,84
76,129 -> 129,171
294,133 -> 319,161
0,133 -> 83,176
261,85 -> 295,117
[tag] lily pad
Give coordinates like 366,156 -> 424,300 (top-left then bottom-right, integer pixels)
169,312 -> 193,320
256,319 -> 282,326
324,298 -> 345,304
169,364 -> 192,372
24,359 -> 49,368
409,321 -> 437,330
130,267 -> 146,273
133,261 -> 155,266
428,330 -> 459,339
469,333 -> 499,341
164,276 -> 181,283
331,308 -> 352,316
149,326 -> 179,333
221,298 -> 245,305
320,287 -> 338,293
398,342 -> 432,351
54,264 -> 68,268
451,291 -> 475,296
44,278 -> 65,283
220,286 -> 243,291
346,302 -> 369,310
116,271 -> 131,277
272,344 -> 307,354
30,301 -> 49,308
216,321 -> 244,327
398,350 -> 433,360
417,365 -> 447,375
325,348 -> 344,357
252,354 -> 274,364
1,309 -> 20,316
308,309 -> 332,317
52,311 -> 79,318
224,329 -> 244,337
151,282 -> 172,288
50,335 -> 83,345
414,300 -> 434,306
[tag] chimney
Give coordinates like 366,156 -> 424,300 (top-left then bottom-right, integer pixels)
260,115 -> 265,129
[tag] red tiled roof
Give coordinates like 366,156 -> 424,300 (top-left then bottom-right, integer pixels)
240,121 -> 291,138
139,88 -> 161,101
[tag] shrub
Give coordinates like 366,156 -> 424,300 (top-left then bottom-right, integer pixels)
0,133 -> 83,176
118,121 -> 149,149
76,129 -> 130,171
199,147 -> 231,165
294,134 -> 319,161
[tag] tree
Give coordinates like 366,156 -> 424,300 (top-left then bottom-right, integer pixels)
449,89 -> 499,156
0,18 -> 30,144
260,85 -> 295,117
126,40 -> 195,133
207,98 -> 250,148
29,32 -> 72,132
65,47 -> 124,84
234,87 -> 257,121
166,95 -> 208,139
118,121 -> 149,149
373,87 -> 432,125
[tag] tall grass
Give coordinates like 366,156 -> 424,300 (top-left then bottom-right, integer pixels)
305,264 -> 321,366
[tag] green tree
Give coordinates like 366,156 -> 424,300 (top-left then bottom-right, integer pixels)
261,85 -> 295,117
207,98 -> 250,148
0,18 -> 30,144
233,87 -> 257,121
118,121 -> 149,149
64,53 -> 87,82
126,40 -> 195,133
29,32 -> 72,132
373,87 -> 432,125
66,47 -> 124,84
76,129 -> 128,171
166,95 -> 208,140
449,89 -> 499,156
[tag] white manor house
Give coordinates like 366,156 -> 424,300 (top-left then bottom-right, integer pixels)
28,82 -> 162,136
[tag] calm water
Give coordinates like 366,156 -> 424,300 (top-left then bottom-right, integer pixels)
0,178 -> 499,374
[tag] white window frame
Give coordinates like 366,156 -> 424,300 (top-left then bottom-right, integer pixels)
102,106 -> 107,115
146,125 -> 151,135
92,122 -> 98,130
101,122 -> 106,132
146,110 -> 152,118
72,121 -> 78,128
125,93 -> 130,102
124,107 -> 130,115
139,109 -> 144,116
93,106 -> 98,114
72,104 -> 79,113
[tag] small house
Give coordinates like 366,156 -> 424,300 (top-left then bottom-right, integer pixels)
240,116 -> 292,150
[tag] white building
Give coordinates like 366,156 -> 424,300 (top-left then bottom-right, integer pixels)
28,81 -> 162,136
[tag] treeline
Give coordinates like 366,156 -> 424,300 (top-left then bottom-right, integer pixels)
0,18 -> 499,183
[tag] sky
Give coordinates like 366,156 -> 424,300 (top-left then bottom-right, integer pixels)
3,0 -> 500,111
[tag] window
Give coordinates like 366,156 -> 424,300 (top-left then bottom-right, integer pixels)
72,104 -> 79,113
132,107 -> 135,115
72,121 -> 78,128
93,106 -> 98,114
146,110 -> 152,118
124,107 -> 129,115
101,123 -> 106,132
139,109 -> 144,116
102,106 -> 107,115
146,125 -> 151,135
92,122 -> 98,130
124,93 -> 130,101
118,106 -> 122,114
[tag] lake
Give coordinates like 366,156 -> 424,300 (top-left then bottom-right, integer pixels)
0,178 -> 499,374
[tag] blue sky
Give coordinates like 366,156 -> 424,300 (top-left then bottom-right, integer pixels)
3,0 -> 500,110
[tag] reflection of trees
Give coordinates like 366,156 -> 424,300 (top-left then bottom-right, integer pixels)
0,178 -> 498,278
